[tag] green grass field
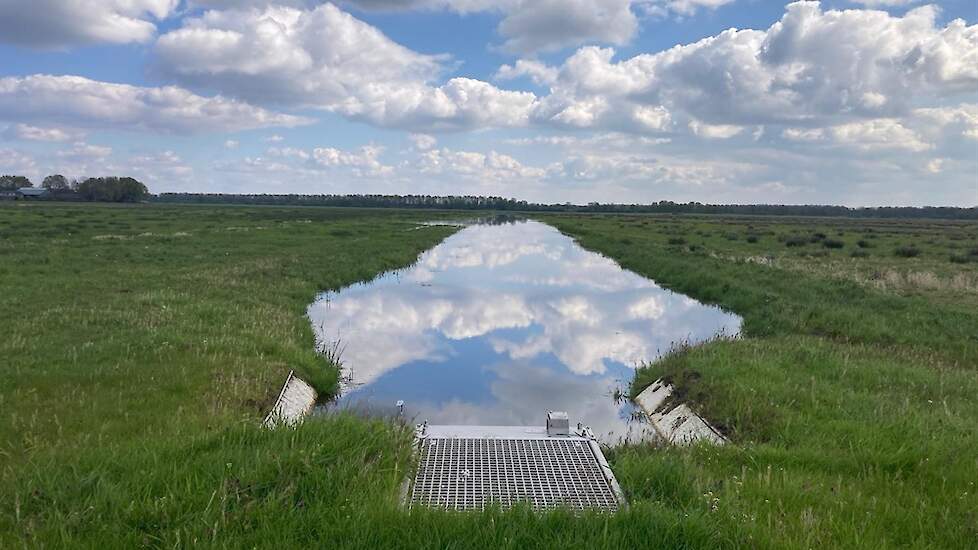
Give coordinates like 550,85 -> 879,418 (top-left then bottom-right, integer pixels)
544,213 -> 978,548
2,203 -> 976,548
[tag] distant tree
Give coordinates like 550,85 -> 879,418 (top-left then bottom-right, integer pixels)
76,177 -> 149,202
42,174 -> 70,192
148,193 -> 978,221
0,175 -> 32,191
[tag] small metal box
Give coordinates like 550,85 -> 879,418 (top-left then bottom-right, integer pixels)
546,411 -> 570,436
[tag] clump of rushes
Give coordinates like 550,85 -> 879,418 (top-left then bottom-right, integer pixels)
785,235 -> 808,247
810,232 -> 827,242
667,237 -> 686,245
851,249 -> 870,258
894,245 -> 921,258
746,235 -> 759,243
948,247 -> 977,263
822,239 -> 844,249
857,239 -> 873,248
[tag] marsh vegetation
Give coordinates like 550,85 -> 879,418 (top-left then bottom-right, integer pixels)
2,204 -> 976,548
547,213 -> 978,548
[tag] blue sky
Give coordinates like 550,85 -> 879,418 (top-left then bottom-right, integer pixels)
0,1 -> 975,206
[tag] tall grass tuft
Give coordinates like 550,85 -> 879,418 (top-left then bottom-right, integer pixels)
894,245 -> 921,258
784,235 -> 808,247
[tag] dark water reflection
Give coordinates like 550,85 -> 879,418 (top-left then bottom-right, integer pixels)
309,220 -> 741,443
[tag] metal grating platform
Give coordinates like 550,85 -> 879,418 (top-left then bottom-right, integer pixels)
407,423 -> 624,512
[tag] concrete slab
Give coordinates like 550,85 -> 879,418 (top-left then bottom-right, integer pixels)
263,370 -> 317,428
634,379 -> 726,445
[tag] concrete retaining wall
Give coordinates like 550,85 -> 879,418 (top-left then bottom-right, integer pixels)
634,379 -> 725,445
263,370 -> 317,428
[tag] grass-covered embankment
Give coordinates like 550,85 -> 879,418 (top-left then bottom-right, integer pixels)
543,213 -> 978,548
0,203 -> 459,545
2,205 -> 740,548
4,204 -> 976,548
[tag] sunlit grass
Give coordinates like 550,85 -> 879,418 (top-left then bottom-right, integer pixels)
0,203 -> 459,547
3,204 -> 977,548
546,213 -> 978,548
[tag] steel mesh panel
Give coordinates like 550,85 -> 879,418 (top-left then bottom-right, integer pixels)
409,437 -> 619,512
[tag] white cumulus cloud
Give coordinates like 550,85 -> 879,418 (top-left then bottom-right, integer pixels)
0,0 -> 178,48
527,2 -> 976,136
495,0 -> 638,54
342,0 -> 641,54
688,120 -> 745,139
56,141 -> 113,159
0,75 -> 311,134
409,133 -> 437,150
3,123 -> 81,142
269,144 -> 394,177
418,148 -> 547,180
156,4 -> 536,131
640,0 -> 737,18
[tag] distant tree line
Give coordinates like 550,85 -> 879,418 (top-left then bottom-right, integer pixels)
156,193 -> 531,211
154,193 -> 978,220
0,174 -> 32,191
42,174 -> 71,192
74,177 -> 149,202
4,177 -> 975,219
0,174 -> 148,202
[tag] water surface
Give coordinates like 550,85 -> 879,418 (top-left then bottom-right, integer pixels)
309,220 -> 740,443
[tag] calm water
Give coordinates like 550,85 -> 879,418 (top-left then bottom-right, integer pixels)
309,220 -> 741,443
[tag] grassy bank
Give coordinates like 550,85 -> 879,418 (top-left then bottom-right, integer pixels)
0,205 -> 738,548
544,213 -> 978,548
3,204 -> 976,548
0,203 -> 457,546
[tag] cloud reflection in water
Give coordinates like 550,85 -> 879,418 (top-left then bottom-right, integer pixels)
309,220 -> 741,443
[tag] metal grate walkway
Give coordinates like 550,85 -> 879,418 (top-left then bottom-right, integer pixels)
408,424 -> 623,512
